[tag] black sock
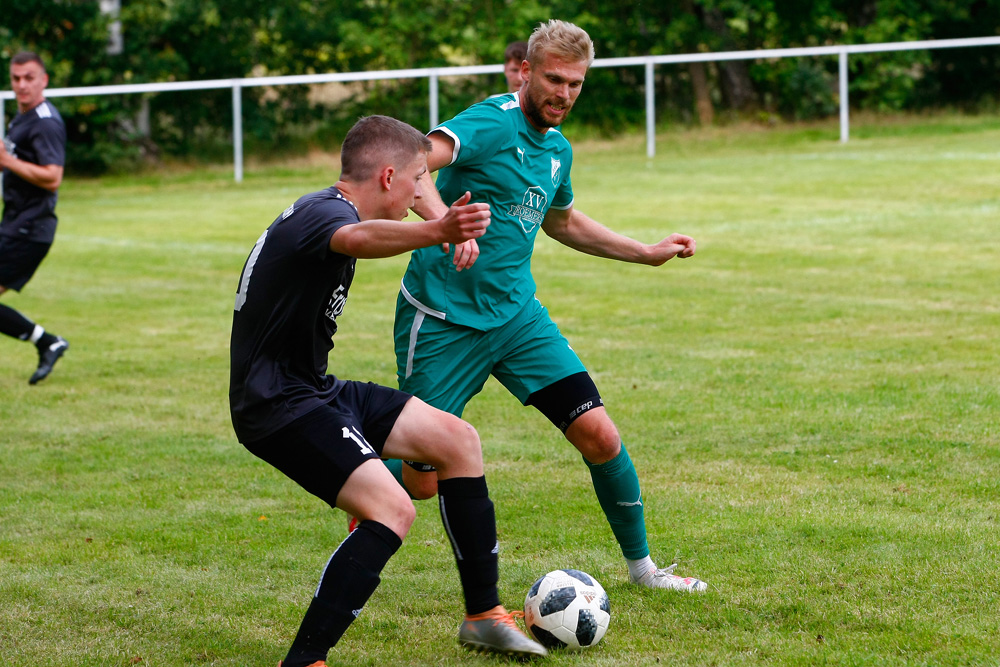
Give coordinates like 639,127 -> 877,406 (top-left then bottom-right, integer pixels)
0,303 -> 35,341
37,331 -> 58,349
438,476 -> 501,616
282,520 -> 401,667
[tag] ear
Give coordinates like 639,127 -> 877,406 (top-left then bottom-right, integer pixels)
520,59 -> 531,81
379,165 -> 395,191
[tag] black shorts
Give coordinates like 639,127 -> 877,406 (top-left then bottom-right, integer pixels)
243,381 -> 412,508
0,236 -> 51,291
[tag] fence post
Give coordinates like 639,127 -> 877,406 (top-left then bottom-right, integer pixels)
429,72 -> 439,131
232,82 -> 243,183
645,60 -> 656,158
839,49 -> 849,143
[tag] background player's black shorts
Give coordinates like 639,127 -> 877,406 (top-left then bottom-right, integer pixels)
243,381 -> 412,508
0,237 -> 51,291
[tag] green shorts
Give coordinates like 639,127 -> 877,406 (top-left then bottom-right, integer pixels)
394,294 -> 587,417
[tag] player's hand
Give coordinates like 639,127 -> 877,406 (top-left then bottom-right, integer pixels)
438,191 -> 489,271
646,233 -> 696,266
450,239 -> 480,271
0,138 -> 12,168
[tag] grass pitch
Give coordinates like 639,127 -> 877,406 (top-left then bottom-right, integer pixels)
2,115 -> 999,666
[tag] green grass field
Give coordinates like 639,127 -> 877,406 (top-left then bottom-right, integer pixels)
2,114 -> 999,666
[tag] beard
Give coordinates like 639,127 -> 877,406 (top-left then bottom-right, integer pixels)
522,86 -> 567,129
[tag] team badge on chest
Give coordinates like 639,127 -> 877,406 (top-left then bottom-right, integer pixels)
508,186 -> 548,234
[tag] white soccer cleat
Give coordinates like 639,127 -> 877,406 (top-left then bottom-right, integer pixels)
631,563 -> 708,592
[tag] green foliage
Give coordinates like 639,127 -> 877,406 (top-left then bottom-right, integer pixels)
3,0 -> 999,167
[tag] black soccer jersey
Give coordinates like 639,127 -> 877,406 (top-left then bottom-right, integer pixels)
1,100 -> 66,243
229,186 -> 361,443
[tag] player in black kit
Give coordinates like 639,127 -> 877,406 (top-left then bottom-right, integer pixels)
229,115 -> 547,666
0,51 -> 69,384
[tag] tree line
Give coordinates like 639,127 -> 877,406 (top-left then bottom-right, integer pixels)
3,0 -> 999,173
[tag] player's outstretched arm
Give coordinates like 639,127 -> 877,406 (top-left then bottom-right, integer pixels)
541,207 -> 695,266
408,131 -> 481,271
330,192 -> 490,260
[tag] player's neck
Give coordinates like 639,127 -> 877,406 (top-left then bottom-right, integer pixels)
18,96 -> 46,115
334,180 -> 379,219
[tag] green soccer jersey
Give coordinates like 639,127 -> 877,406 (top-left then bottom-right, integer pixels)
400,92 -> 575,330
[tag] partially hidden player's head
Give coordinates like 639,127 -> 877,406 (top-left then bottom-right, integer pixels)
504,41 -> 528,93
338,115 -> 432,221
10,51 -> 49,114
520,20 -> 594,131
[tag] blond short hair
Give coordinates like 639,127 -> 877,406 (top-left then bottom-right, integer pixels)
526,20 -> 595,68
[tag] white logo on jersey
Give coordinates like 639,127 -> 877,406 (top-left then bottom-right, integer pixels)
507,186 -> 547,234
325,284 -> 348,321
281,204 -> 295,220
551,157 -> 561,186
516,146 -> 525,164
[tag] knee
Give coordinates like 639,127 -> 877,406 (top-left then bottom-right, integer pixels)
377,491 -> 417,538
568,414 -> 621,464
439,418 -> 483,464
406,469 -> 440,500
391,497 -> 417,537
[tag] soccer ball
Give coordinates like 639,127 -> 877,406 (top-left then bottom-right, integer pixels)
523,569 -> 610,649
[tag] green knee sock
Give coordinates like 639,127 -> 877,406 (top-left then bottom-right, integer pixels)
585,444 -> 650,560
383,459 -> 418,500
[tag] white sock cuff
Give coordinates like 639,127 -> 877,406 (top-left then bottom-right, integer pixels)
28,325 -> 44,344
626,555 -> 656,580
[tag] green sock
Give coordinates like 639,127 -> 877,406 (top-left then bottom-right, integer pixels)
383,459 -> 418,500
585,444 -> 650,560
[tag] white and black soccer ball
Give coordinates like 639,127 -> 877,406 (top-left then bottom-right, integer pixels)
523,569 -> 611,650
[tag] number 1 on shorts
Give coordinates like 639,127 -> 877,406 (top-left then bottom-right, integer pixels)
342,426 -> 375,455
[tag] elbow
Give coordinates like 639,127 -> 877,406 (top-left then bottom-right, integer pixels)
43,168 -> 63,192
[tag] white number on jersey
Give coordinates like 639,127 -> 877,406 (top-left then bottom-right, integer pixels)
234,229 -> 269,311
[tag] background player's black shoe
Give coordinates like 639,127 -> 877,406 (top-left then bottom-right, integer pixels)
29,336 -> 69,385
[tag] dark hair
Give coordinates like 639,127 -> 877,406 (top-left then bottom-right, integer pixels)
504,41 -> 528,65
11,51 -> 46,72
340,115 -> 432,181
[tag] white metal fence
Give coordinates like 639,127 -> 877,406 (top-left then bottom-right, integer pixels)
4,35 -> 999,182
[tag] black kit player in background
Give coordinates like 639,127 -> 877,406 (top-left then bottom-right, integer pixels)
229,115 -> 547,666
0,51 -> 69,384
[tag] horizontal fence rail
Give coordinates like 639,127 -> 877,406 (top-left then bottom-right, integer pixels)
3,36 -> 999,181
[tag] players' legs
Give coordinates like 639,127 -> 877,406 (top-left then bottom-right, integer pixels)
382,397 -> 501,615
527,374 -> 707,592
381,396 -> 482,479
280,459 -> 410,667
244,394 -> 415,667
380,395 -> 545,656
0,239 -> 69,384
391,296 -> 494,500
495,300 -> 707,592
